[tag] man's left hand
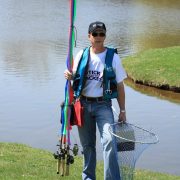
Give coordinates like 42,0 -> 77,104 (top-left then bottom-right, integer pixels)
118,111 -> 126,122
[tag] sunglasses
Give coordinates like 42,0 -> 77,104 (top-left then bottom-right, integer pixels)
92,32 -> 106,37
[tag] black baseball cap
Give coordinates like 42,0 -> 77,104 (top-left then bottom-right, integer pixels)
88,21 -> 106,33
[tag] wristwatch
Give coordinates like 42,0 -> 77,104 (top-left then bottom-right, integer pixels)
120,110 -> 126,113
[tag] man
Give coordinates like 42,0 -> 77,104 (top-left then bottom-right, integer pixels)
64,21 -> 127,180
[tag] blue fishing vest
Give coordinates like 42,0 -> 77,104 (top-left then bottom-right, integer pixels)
73,47 -> 118,100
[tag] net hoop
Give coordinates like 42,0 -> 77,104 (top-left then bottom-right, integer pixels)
109,122 -> 159,144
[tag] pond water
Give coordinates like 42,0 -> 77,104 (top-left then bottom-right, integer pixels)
0,0 -> 180,176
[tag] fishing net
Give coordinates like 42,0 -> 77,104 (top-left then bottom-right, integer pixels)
109,122 -> 159,180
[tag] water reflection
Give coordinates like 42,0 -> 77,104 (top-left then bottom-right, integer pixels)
129,1 -> 180,52
125,78 -> 180,104
137,0 -> 180,9
133,34 -> 180,53
0,41 -> 65,83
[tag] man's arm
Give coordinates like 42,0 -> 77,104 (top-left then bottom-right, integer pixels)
117,82 -> 126,122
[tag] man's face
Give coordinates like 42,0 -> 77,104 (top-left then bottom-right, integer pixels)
88,28 -> 106,46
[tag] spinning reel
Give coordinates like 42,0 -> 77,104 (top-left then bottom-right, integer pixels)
53,143 -> 79,175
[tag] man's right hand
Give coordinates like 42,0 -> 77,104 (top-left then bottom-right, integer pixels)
64,69 -> 73,80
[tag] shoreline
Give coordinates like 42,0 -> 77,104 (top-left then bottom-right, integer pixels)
122,46 -> 180,94
127,76 -> 180,93
124,77 -> 180,104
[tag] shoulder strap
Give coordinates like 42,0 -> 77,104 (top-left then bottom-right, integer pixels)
105,47 -> 117,67
76,47 -> 89,73
73,47 -> 90,98
103,47 -> 118,99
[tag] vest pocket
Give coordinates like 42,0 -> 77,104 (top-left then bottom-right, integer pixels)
110,80 -> 117,91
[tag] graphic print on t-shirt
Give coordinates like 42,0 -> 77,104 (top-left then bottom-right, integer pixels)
87,70 -> 103,82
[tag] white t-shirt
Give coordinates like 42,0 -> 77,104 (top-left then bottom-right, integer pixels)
73,48 -> 127,97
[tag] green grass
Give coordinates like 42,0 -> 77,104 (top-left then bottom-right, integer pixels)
0,142 -> 103,180
122,46 -> 180,92
0,143 -> 180,180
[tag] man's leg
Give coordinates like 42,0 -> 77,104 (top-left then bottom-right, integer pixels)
78,100 -> 96,180
95,101 -> 121,180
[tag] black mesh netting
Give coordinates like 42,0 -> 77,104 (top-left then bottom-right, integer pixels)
109,122 -> 159,180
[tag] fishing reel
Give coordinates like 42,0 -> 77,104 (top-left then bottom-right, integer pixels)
72,144 -> 79,156
66,154 -> 74,165
53,143 -> 79,159
53,143 -> 79,175
53,147 -> 66,160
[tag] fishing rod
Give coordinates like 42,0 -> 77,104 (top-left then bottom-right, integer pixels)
53,0 -> 78,176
